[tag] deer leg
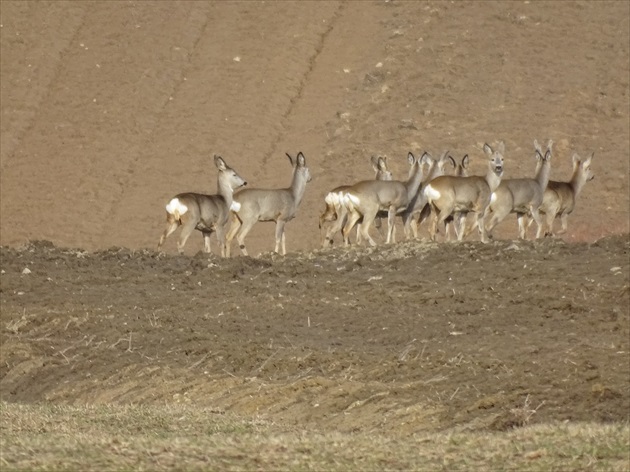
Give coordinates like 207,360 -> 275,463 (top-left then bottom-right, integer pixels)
454,213 -> 467,240
429,206 -> 440,242
386,208 -> 397,244
235,218 -> 257,256
275,220 -> 287,255
528,207 -> 544,239
475,209 -> 490,243
177,220 -> 197,254
359,209 -> 378,246
402,211 -> 414,240
558,213 -> 569,235
516,212 -> 528,239
342,210 -> 362,246
202,231 -> 213,253
324,205 -> 347,248
158,215 -> 179,250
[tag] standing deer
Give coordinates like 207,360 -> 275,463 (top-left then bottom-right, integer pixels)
157,155 -> 247,256
401,151 -> 456,240
319,156 -> 393,248
226,152 -> 312,257
528,152 -> 595,237
444,154 -> 471,241
341,152 -> 429,246
486,139 -> 553,239
424,142 -> 505,243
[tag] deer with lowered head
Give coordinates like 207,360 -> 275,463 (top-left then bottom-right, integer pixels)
157,155 -> 248,256
424,142 -> 505,243
486,139 -> 553,240
226,152 -> 312,257
341,151 -> 429,246
319,155 -> 393,248
527,151 -> 594,237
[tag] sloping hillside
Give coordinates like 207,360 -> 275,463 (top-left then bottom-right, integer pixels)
1,1 -> 628,255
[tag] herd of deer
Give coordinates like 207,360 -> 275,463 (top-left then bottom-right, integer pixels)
157,141 -> 594,257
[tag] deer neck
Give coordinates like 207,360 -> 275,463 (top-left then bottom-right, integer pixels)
405,162 -> 424,201
570,166 -> 587,197
290,169 -> 308,207
485,166 -> 503,193
217,175 -> 235,207
535,158 -> 551,190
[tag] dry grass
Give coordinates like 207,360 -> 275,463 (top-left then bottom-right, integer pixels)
1,401 -> 628,471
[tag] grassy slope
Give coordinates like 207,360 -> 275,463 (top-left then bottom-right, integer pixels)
1,402 -> 628,471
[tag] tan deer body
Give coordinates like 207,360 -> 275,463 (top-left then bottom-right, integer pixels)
424,142 -> 505,243
532,153 -> 594,236
226,152 -> 311,256
341,152 -> 428,246
486,140 -> 553,239
401,151 -> 456,240
444,154 -> 471,240
319,156 -> 392,248
157,156 -> 247,256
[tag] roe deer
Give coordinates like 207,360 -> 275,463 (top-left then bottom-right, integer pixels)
424,142 -> 505,243
407,153 -> 471,241
341,152 -> 429,246
157,155 -> 247,256
401,151 -> 456,240
319,156 -> 393,248
226,152 -> 312,257
444,154 -> 471,241
527,152 -> 594,237
486,139 -> 553,239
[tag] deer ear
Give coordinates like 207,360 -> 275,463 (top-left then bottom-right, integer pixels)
447,155 -> 456,168
535,149 -> 544,161
544,149 -> 552,161
571,153 -> 581,167
214,155 -> 227,170
407,152 -> 415,164
534,139 -> 543,154
546,139 -> 554,152
377,156 -> 388,171
462,154 -> 470,168
297,152 -> 306,166
285,153 -> 295,167
584,154 -> 593,166
483,143 -> 493,156
370,155 -> 379,170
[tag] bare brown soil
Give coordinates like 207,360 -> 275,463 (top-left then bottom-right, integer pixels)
1,237 -> 629,433
0,0 -> 629,436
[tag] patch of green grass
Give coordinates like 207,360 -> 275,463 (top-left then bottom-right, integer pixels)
1,401 -> 628,471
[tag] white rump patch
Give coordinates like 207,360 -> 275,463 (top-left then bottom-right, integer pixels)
490,192 -> 497,204
424,184 -> 441,202
325,192 -> 338,206
230,200 -> 242,212
166,198 -> 188,216
344,193 -> 361,208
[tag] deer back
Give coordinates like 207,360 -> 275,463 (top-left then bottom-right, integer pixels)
233,152 -> 311,223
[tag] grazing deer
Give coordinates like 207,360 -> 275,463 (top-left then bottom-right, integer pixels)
157,155 -> 247,256
226,152 -> 312,257
424,142 -> 505,243
528,152 -> 595,237
319,156 -> 393,248
341,152 -> 429,246
401,151 -> 456,240
486,139 -> 553,239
